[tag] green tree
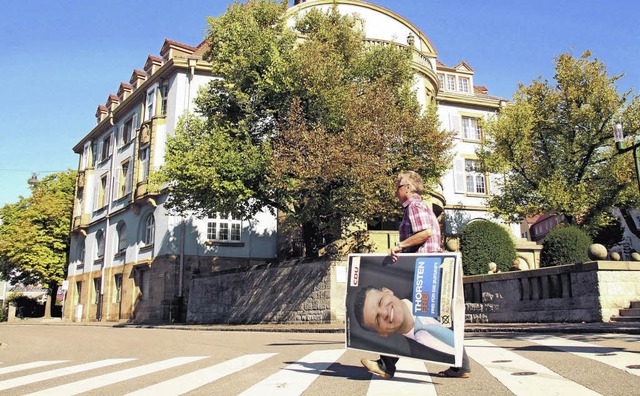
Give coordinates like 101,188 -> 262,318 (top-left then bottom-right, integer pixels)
158,1 -> 453,256
478,51 -> 640,236
0,171 -> 76,318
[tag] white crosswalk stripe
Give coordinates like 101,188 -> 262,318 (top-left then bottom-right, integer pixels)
238,349 -> 345,395
519,334 -> 640,376
0,361 -> 68,376
26,356 -> 208,396
0,358 -> 136,392
125,353 -> 276,396
465,339 -> 602,396
1,335 -> 638,395
366,357 -> 437,396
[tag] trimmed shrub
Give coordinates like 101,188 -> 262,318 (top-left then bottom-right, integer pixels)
540,226 -> 592,267
460,220 -> 517,275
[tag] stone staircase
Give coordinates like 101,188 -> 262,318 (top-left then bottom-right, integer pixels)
610,301 -> 640,322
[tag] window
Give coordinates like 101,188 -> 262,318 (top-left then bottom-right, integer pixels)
465,159 -> 486,194
93,278 -> 101,304
161,81 -> 169,116
145,89 -> 155,121
462,117 -> 482,140
96,229 -> 105,259
98,174 -> 108,208
140,147 -> 150,182
138,268 -> 150,301
446,75 -> 456,91
207,213 -> 242,242
438,74 -> 445,90
113,274 -> 123,303
77,237 -> 86,264
76,281 -> 82,304
91,142 -> 98,167
459,77 -> 470,93
143,214 -> 155,245
119,159 -> 131,198
117,222 -> 127,254
100,134 -> 112,161
119,115 -> 137,147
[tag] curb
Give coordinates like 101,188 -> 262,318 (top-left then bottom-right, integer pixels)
5,319 -> 640,334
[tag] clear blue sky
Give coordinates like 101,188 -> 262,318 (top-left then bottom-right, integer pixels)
1,0 -> 639,207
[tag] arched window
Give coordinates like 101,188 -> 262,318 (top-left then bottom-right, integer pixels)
116,222 -> 127,254
96,230 -> 105,259
143,214 -> 155,245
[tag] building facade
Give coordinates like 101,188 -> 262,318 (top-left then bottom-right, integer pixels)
65,0 -> 535,324
293,1 -> 524,250
64,40 -> 278,323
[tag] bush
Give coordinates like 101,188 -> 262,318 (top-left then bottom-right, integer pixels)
540,226 -> 592,267
460,220 -> 517,275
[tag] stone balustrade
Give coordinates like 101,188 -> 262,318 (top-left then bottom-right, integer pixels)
464,261 -> 640,323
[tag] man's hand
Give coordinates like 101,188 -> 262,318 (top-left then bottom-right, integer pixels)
390,242 -> 402,262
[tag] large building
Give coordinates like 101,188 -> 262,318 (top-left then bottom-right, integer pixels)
64,40 -> 278,323
64,0 -> 531,324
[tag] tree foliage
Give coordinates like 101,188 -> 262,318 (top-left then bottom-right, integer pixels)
159,1 -> 453,255
478,51 -> 640,235
0,171 -> 76,316
459,220 -> 516,275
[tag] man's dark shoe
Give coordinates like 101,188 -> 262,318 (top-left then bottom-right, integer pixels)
361,358 -> 393,379
436,367 -> 470,378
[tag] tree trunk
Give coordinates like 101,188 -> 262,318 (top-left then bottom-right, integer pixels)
43,287 -> 54,318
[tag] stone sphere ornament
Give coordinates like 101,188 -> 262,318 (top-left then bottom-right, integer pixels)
445,238 -> 459,252
587,243 -> 607,260
609,251 -> 621,261
631,252 -> 640,261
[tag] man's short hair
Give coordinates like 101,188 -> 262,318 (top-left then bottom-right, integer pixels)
354,285 -> 380,332
397,171 -> 424,194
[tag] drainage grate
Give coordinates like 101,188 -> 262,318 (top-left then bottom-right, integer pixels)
596,353 -> 617,357
512,371 -> 537,376
626,365 -> 640,370
492,360 -> 512,363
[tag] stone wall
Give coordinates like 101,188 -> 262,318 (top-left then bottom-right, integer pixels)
464,261 -> 640,323
187,259 -> 347,324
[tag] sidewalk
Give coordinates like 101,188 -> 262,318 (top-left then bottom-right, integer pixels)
7,317 -> 640,334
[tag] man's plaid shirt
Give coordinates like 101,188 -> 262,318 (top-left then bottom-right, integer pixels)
400,194 -> 442,253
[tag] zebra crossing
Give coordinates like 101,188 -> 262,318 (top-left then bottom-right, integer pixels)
1,334 -> 639,395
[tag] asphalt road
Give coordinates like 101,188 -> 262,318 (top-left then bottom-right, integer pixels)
1,324 -> 639,395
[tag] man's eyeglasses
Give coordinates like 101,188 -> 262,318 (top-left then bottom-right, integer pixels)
396,184 -> 408,190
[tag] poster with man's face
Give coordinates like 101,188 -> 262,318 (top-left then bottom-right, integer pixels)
345,253 -> 464,367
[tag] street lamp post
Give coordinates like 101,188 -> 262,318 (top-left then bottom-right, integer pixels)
613,122 -> 640,191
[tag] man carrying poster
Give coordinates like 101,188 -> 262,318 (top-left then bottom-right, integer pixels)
354,171 -> 471,379
348,253 -> 467,375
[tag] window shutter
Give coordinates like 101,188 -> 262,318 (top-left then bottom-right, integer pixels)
453,158 -> 465,193
109,133 -> 114,156
118,125 -> 124,148
127,160 -> 134,195
132,113 -> 139,134
98,141 -> 103,162
104,175 -> 111,205
113,174 -> 120,200
449,114 -> 461,137
489,173 -> 501,196
93,184 -> 99,210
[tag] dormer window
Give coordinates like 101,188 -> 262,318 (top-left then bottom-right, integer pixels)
459,77 -> 470,93
446,75 -> 456,91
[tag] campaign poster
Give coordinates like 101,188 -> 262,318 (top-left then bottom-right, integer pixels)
345,253 -> 464,367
